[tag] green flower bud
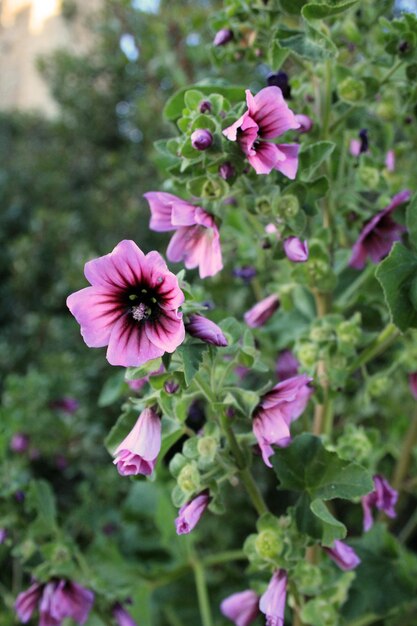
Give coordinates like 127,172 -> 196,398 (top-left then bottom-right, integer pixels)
297,342 -> 318,369
375,100 -> 396,121
307,260 -> 336,290
337,426 -> 372,463
338,77 -> 365,103
256,195 -> 272,215
367,374 -> 389,398
293,561 -> 323,595
202,178 -> 226,199
197,436 -> 217,461
177,462 -> 200,493
358,166 -> 380,190
254,529 -> 283,560
337,320 -> 361,346
302,599 -> 338,626
277,194 -> 299,218
310,324 -> 334,344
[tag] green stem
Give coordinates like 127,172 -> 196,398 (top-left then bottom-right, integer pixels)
349,323 -> 400,373
379,60 -> 404,87
399,506 -> 417,543
329,104 -> 357,133
192,558 -> 213,626
336,264 -> 375,309
391,409 -> 417,492
312,291 -> 332,437
202,549 -> 246,566
321,60 -> 333,140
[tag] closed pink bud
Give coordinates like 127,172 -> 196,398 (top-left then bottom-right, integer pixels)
244,294 -> 280,328
295,113 -> 313,133
213,28 -> 233,46
113,407 -> 161,476
385,149 -> 395,172
259,570 -> 287,626
10,434 -> 30,453
220,590 -> 259,626
219,162 -> 235,180
283,237 -> 309,262
191,129 -> 213,150
324,540 -> 361,571
112,603 -> 138,626
175,492 -> 210,535
185,314 -> 228,347
409,372 -> 417,399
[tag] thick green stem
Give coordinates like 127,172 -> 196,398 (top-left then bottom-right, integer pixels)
192,558 -> 213,626
336,264 -> 375,309
312,291 -> 332,437
349,324 -> 400,373
202,550 -> 246,566
392,409 -> 417,492
379,60 -> 404,87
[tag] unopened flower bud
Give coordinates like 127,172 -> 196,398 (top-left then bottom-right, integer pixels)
175,491 -> 210,534
191,129 -> 213,150
218,162 -> 235,180
293,561 -> 322,595
283,237 -> 309,263
337,320 -> 361,345
297,342 -> 318,369
10,434 -> 30,454
255,530 -> 283,560
338,77 -> 365,103
197,436 -> 217,460
295,114 -> 313,133
213,28 -> 233,47
267,71 -> 291,99
359,166 -> 379,189
185,314 -> 228,347
244,294 -> 280,328
177,462 -> 200,494
233,266 -> 257,282
164,380 -> 179,394
199,100 -> 212,113
277,194 -> 299,218
336,425 -> 372,462
409,372 -> 417,399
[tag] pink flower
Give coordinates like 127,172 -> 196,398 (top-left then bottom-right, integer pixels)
253,375 -> 313,467
409,372 -> 417,399
244,294 -> 280,328
175,492 -> 210,535
113,407 -> 161,476
15,581 -> 94,626
191,129 -> 213,150
185,314 -> 228,346
324,540 -> 361,571
15,582 -> 43,623
362,475 -> 398,532
276,350 -> 299,381
349,190 -> 411,269
223,87 -> 300,178
294,114 -> 313,133
283,237 -> 309,263
144,192 -> 223,279
259,570 -> 287,626
385,150 -> 395,172
220,590 -> 259,626
10,434 -> 30,453
67,240 -> 185,367
112,603 -> 138,626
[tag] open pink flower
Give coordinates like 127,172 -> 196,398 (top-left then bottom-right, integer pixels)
220,590 -> 259,626
349,190 -> 411,269
144,192 -> 223,278
324,540 -> 361,571
175,492 -> 210,535
113,407 -> 161,476
253,375 -> 313,467
67,240 -> 185,367
223,86 -> 300,178
259,570 -> 287,626
361,475 -> 398,532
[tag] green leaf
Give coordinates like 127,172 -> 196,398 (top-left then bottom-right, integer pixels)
184,89 -> 205,110
125,358 -> 162,381
269,41 -> 289,68
310,498 -> 347,546
164,85 -> 245,121
375,243 -> 417,332
98,371 -> 126,407
302,0 -> 359,20
279,0 -> 309,14
280,33 -> 336,61
406,192 -> 417,248
104,411 -> 138,455
299,142 -> 335,181
176,343 -> 208,386
272,434 -> 373,501
27,480 -> 57,533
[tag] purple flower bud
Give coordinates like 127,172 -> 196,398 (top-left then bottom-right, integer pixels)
362,475 -> 398,532
55,455 -> 69,471
112,603 -> 138,626
0,528 -> 8,543
175,492 -> 210,535
213,28 -> 233,46
244,294 -> 280,328
409,372 -> 417,399
324,540 -> 361,571
385,149 -> 395,172
259,570 -> 287,626
220,590 -> 259,626
295,113 -> 313,133
350,129 -> 368,156
185,314 -> 228,347
191,129 -> 213,150
15,491 -> 25,503
10,434 -> 30,454
51,396 -> 80,414
164,380 -> 180,394
199,100 -> 212,113
15,582 -> 43,622
267,71 -> 291,99
233,266 -> 257,282
219,162 -> 235,180
276,349 -> 299,381
283,237 -> 309,263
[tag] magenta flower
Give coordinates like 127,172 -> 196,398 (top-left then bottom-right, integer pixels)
409,372 -> 417,399
294,114 -> 313,133
144,192 -> 223,279
185,314 -> 228,347
112,603 -> 138,626
362,474 -> 398,532
213,28 -> 233,46
253,375 -> 313,467
220,590 -> 259,626
15,581 -> 94,626
349,190 -> 411,269
191,129 -> 213,150
223,87 -> 300,178
385,150 -> 395,172
276,350 -> 299,381
175,492 -> 210,535
113,407 -> 161,476
244,294 -> 280,328
15,582 -> 43,623
10,433 -> 30,454
324,540 -> 361,571
283,237 -> 309,263
259,570 -> 287,626
67,240 -> 185,367
51,397 -> 79,414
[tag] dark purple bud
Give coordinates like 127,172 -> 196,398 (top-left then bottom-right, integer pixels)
409,372 -> 417,399
226,407 -> 235,419
10,434 -> 30,454
0,528 -> 8,544
51,396 -> 79,414
233,266 -> 257,282
15,491 -> 25,503
191,129 -> 213,151
223,196 -> 237,206
358,128 -> 369,154
55,455 -> 69,471
244,294 -> 280,328
164,380 -> 180,394
102,522 -> 118,536
213,28 -> 233,47
405,115 -> 413,124
267,71 -> 291,99
199,100 -> 212,113
218,162 -> 235,180
399,41 -> 410,54
185,314 -> 228,347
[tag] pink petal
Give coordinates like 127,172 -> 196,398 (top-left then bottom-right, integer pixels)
274,143 -> 300,179
247,87 -> 300,138
67,287 -> 124,348
115,408 -> 161,461
247,142 -> 283,175
106,316 -> 164,366
145,309 -> 185,353
143,191 -> 176,232
84,240 -> 145,290
171,203 -> 198,227
142,251 -> 184,309
223,112 -> 258,142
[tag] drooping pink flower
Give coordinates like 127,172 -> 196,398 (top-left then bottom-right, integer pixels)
175,492 -> 210,535
49,580 -> 94,625
220,590 -> 260,626
10,433 -> 30,453
67,240 -> 185,367
253,375 -> 313,467
409,372 -> 417,399
185,314 -> 228,346
244,294 -> 280,328
15,582 -> 43,623
362,475 -> 398,532
112,603 -> 138,626
191,129 -> 213,150
113,407 -> 161,476
283,237 -> 309,263
385,150 -> 395,172
294,114 -> 313,133
223,87 -> 300,178
276,350 -> 299,381
349,190 -> 411,269
144,192 -> 223,279
259,570 -> 287,626
324,540 -> 361,571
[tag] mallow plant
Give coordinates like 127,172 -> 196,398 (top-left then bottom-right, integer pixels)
7,1 -> 417,625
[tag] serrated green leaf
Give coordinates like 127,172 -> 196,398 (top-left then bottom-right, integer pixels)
269,41 -> 289,68
279,0 -> 308,14
27,480 -> 57,534
375,243 -> 417,332
310,498 -> 347,546
302,0 -> 359,20
176,343 -> 208,386
98,371 -> 126,407
299,142 -> 335,181
164,85 -> 245,121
